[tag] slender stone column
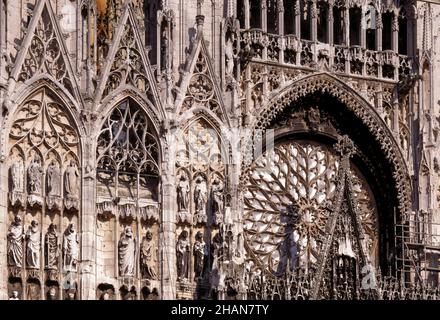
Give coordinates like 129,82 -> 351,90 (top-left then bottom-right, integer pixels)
80,134 -> 97,300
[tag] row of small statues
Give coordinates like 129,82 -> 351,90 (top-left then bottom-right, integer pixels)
7,216 -> 79,272
10,155 -> 79,198
176,229 -> 244,282
177,175 -> 225,222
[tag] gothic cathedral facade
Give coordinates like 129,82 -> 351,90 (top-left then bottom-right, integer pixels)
0,0 -> 439,300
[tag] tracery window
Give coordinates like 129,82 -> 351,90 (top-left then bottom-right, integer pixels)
96,99 -> 160,296
243,140 -> 378,277
300,0 -> 311,40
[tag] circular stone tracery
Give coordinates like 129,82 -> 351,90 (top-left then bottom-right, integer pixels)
243,140 -> 378,275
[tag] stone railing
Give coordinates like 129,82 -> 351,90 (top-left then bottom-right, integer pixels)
239,29 -> 413,82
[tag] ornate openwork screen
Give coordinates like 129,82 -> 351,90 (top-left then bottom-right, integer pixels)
243,140 -> 378,276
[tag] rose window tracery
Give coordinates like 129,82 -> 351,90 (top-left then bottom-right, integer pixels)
243,140 -> 378,275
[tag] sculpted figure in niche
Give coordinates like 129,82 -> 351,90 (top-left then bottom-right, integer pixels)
63,223 -> 79,272
140,229 -> 157,280
225,34 -> 236,77
193,231 -> 206,280
7,215 -> 24,268
28,155 -> 43,194
11,160 -> 24,192
194,177 -> 207,215
177,174 -> 189,212
176,230 -> 190,281
211,177 -> 224,217
119,226 -> 136,277
25,220 -> 41,269
65,159 -> 79,197
47,160 -> 61,196
45,223 -> 59,270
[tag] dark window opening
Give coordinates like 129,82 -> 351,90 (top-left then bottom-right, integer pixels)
365,4 -> 376,50
250,0 -> 261,29
382,12 -> 393,50
284,0 -> 295,35
333,6 -> 344,45
267,0 -> 278,33
317,2 -> 329,43
300,0 -> 310,40
145,0 -> 159,64
349,7 -> 361,46
398,12 -> 408,54
237,0 -> 245,28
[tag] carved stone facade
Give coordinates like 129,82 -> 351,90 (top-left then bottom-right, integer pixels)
0,0 -> 439,300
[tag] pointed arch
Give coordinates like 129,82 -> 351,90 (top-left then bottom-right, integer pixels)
244,72 -> 411,214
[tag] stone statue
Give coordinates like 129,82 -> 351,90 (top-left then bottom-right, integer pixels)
9,290 -> 19,300
176,230 -> 190,281
177,174 -> 189,212
45,223 -> 59,270
118,226 -> 136,277
46,287 -> 57,300
194,177 -> 207,214
193,231 -> 206,280
11,160 -> 24,192
63,223 -> 79,272
211,177 -> 224,217
47,160 -> 61,196
65,159 -> 79,197
25,220 -> 41,269
28,155 -> 43,194
140,229 -> 157,280
225,35 -> 236,76
7,215 -> 24,268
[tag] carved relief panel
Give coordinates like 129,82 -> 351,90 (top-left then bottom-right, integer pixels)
7,88 -> 80,299
96,98 -> 160,298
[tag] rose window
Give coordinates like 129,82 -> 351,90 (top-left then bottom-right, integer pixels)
243,140 -> 378,275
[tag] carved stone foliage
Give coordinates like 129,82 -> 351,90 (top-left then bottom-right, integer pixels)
102,21 -> 152,99
243,140 -> 378,276
181,51 -> 224,121
18,5 -> 74,95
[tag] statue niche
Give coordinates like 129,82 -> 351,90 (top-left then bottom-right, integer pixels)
7,215 -> 24,269
176,230 -> 190,281
25,220 -> 41,270
140,229 -> 157,280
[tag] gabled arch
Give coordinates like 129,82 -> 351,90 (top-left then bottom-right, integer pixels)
175,24 -> 231,127
243,72 -> 411,214
94,3 -> 165,120
7,0 -> 82,105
